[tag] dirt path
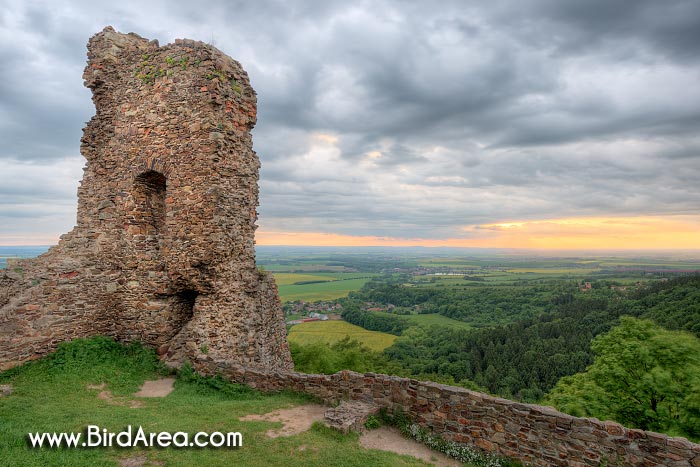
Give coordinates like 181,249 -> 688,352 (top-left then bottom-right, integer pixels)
86,378 -> 175,408
240,404 -> 460,466
360,427 -> 461,467
239,404 -> 327,438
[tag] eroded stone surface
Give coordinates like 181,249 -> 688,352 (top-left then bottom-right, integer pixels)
0,27 -> 292,372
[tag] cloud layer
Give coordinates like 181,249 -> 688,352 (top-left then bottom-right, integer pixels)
1,0 -> 699,245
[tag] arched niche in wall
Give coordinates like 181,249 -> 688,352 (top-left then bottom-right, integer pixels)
131,170 -> 167,237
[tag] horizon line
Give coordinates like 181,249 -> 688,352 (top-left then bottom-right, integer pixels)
2,243 -> 700,253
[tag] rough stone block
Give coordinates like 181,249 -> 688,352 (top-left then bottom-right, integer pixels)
324,400 -> 380,434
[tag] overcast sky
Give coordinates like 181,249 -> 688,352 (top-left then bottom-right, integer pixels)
1,0 -> 699,247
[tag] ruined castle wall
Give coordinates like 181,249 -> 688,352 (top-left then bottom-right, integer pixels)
0,27 -> 292,371
194,357 -> 700,467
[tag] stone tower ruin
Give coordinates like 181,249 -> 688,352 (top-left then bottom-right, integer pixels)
0,27 -> 292,371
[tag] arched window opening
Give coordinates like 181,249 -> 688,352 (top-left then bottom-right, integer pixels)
131,171 -> 166,236
172,289 -> 198,331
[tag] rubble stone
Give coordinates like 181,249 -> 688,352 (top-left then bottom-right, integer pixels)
324,400 -> 380,433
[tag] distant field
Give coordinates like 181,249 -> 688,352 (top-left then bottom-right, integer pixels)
410,267 -> 606,287
277,277 -> 373,302
371,311 -> 472,330
506,268 -> 600,274
417,259 -> 482,267
411,273 -> 550,286
597,260 -> 700,269
311,272 -> 380,280
263,264 -> 353,272
272,273 -> 336,285
483,273 -> 562,282
411,277 -> 480,287
288,320 -> 396,351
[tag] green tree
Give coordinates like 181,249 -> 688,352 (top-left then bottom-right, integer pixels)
546,317 -> 700,440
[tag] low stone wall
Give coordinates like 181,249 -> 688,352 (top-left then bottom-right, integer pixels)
194,357 -> 700,467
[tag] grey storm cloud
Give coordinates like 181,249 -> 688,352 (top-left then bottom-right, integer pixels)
1,0 -> 699,243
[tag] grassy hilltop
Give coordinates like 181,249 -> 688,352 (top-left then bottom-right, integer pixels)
0,338 -> 449,467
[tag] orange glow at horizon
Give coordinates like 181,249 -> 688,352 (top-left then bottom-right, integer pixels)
256,215 -> 700,250
4,215 -> 698,250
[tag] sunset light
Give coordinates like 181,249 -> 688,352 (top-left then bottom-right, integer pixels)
257,215 -> 700,250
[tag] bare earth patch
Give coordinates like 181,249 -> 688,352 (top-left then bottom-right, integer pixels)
239,404 -> 327,438
0,384 -> 13,397
118,455 -> 147,467
134,378 -> 175,397
86,383 -> 144,408
118,454 -> 163,467
360,427 -> 462,467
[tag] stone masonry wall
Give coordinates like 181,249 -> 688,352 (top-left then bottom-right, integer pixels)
0,27 -> 292,371
194,357 -> 700,467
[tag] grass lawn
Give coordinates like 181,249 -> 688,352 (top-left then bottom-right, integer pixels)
0,337 -> 439,467
288,321 -> 397,352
